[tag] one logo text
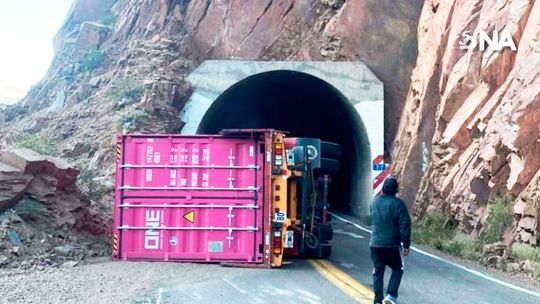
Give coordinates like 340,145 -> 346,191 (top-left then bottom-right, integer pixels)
144,210 -> 161,249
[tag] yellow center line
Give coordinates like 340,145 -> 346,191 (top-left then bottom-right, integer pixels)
309,259 -> 374,303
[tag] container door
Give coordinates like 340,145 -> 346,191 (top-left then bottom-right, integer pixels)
115,135 -> 265,263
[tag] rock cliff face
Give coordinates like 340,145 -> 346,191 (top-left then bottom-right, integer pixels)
393,0 -> 540,245
1,0 -> 423,152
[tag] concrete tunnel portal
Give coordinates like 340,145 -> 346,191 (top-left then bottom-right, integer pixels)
181,61 -> 384,218
197,71 -> 368,213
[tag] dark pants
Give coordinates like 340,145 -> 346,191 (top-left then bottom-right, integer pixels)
370,247 -> 403,304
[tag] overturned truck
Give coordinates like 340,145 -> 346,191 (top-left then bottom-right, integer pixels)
113,129 -> 341,267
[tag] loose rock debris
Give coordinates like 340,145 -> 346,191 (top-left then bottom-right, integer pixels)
0,148 -> 110,270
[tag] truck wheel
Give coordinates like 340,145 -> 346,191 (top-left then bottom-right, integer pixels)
321,141 -> 342,159
317,158 -> 340,175
320,244 -> 332,259
318,225 -> 333,241
305,231 -> 320,249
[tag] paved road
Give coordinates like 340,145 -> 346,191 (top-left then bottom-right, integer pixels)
329,213 -> 540,304
150,213 -> 540,304
155,260 -> 357,304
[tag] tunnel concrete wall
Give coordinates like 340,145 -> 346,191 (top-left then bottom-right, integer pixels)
180,60 -> 384,217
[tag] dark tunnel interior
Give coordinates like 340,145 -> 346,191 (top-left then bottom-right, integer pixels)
197,70 -> 371,214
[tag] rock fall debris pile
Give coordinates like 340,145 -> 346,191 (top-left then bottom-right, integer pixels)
0,148 -> 110,270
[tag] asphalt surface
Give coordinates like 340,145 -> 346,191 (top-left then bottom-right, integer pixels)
329,213 -> 540,304
147,213 -> 540,304
156,260 -> 357,304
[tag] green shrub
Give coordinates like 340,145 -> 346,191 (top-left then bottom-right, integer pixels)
480,195 -> 513,244
118,110 -> 149,132
413,211 -> 453,245
79,50 -> 104,71
512,243 -> 540,262
452,233 -> 483,260
460,238 -> 482,260
413,212 -> 483,260
16,133 -> 57,156
533,262 -> 540,279
441,239 -> 464,256
107,77 -> 144,104
412,196 -> 513,263
77,161 -> 107,201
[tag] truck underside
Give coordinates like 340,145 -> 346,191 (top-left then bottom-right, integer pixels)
283,137 -> 341,260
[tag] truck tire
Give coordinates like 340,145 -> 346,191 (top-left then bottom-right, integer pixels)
321,141 -> 342,159
320,244 -> 332,259
317,158 -> 340,175
300,242 -> 332,259
318,225 -> 333,241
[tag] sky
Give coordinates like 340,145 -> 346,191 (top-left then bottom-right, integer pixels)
0,0 -> 74,104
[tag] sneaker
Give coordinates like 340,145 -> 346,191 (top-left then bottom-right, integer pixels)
382,295 -> 398,304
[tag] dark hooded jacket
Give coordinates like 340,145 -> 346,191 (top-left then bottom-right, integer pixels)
369,178 -> 412,249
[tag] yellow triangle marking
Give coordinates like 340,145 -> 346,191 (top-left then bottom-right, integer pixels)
184,210 -> 194,223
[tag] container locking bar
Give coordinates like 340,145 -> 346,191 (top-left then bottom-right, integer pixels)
120,186 -> 260,191
117,225 -> 258,231
227,229 -> 234,248
121,164 -> 259,169
119,203 -> 258,209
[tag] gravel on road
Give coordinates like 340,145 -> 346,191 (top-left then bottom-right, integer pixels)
0,258 -> 218,304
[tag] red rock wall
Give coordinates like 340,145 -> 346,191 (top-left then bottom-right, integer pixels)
393,0 -> 540,244
177,0 -> 423,145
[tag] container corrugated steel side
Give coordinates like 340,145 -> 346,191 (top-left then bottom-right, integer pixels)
113,134 -> 266,264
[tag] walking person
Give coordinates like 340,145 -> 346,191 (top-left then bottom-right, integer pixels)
370,176 -> 412,304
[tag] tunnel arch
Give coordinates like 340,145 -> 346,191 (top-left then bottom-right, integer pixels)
197,70 -> 371,215
181,60 -> 384,217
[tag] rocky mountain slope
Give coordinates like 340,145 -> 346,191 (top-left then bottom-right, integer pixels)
393,0 -> 540,246
0,0 -> 422,155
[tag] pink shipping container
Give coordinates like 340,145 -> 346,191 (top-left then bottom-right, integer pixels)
113,133 -> 270,264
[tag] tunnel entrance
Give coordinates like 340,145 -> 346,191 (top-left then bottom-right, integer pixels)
197,70 -> 371,214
